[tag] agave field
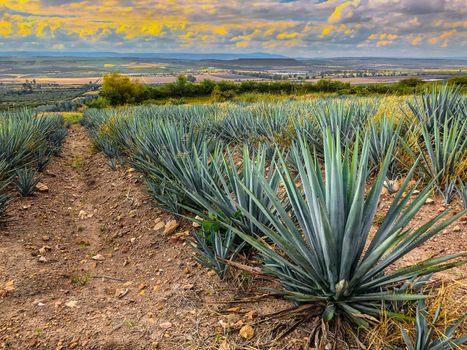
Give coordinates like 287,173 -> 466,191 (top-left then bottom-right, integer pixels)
0,110 -> 67,221
78,85 -> 467,346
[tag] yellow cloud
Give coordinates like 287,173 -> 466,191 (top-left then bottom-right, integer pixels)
428,29 -> 456,45
17,21 -> 33,36
179,31 -> 194,40
0,19 -> 13,37
141,23 -> 165,36
212,26 -> 227,36
235,41 -> 249,48
378,33 -> 397,40
368,32 -> 398,46
277,32 -> 299,40
321,25 -> 333,37
0,0 -> 458,53
263,41 -> 277,49
328,0 -> 360,24
410,35 -> 422,45
376,40 -> 393,47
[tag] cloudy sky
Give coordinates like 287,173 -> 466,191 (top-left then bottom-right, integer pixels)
0,0 -> 466,57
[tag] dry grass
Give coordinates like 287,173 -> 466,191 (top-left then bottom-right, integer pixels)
364,280 -> 467,349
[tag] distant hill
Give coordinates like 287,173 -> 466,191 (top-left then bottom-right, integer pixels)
198,58 -> 306,69
0,51 -> 288,60
298,57 -> 467,70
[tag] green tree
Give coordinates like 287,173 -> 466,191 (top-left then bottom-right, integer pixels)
100,73 -> 143,105
398,77 -> 423,87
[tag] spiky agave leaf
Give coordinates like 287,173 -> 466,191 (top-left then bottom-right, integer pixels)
458,180 -> 467,209
192,216 -> 245,279
400,300 -> 466,350
407,84 -> 466,131
0,111 -> 44,170
0,110 -> 66,221
0,110 -> 67,172
207,129 -> 466,327
215,107 -> 257,143
131,124 -> 218,213
183,144 -> 282,239
313,98 -> 379,149
368,116 -> 402,180
0,160 -> 12,222
418,116 -> 467,205
181,144 -> 283,274
252,103 -> 291,142
15,167 -> 40,197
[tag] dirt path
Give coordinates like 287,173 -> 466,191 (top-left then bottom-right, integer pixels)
0,125 -> 259,350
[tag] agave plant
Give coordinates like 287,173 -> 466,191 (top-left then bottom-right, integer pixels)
0,110 -> 66,221
192,217 -> 245,279
129,121 -> 218,213
400,301 -> 466,350
368,116 -> 402,180
215,107 -> 258,143
313,98 -> 379,149
252,103 -> 291,142
417,116 -> 467,204
41,114 -> 67,154
183,145 -> 283,277
458,180 -> 467,209
184,144 -> 282,239
0,160 -> 12,222
407,85 -> 466,131
295,115 -> 324,160
207,130 -> 466,328
15,167 -> 40,197
0,112 -> 44,170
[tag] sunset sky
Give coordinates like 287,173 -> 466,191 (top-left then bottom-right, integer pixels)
0,0 -> 466,57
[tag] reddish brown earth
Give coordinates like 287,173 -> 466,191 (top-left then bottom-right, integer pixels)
0,125 -> 465,350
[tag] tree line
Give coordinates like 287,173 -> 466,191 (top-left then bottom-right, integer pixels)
88,72 -> 467,107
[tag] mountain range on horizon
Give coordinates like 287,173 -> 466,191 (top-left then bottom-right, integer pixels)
0,51 -> 466,61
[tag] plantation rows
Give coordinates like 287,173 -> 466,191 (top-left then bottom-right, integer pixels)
0,110 -> 67,221
81,85 -> 466,346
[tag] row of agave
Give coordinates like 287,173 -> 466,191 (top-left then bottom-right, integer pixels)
0,110 -> 67,221
82,85 -> 466,347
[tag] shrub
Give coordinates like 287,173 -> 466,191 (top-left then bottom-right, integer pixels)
398,78 -> 424,88
86,96 -> 111,109
100,73 -> 144,105
448,75 -> 467,87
